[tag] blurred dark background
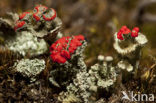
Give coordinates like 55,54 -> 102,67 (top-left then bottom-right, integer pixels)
0,0 -> 156,62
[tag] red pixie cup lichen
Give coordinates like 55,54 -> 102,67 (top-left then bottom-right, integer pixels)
14,5 -> 58,31
120,26 -> 131,34
43,8 -> 57,21
14,12 -> 32,31
50,35 -> 85,63
33,5 -> 57,22
117,26 -> 131,40
117,26 -> 140,40
33,5 -> 48,21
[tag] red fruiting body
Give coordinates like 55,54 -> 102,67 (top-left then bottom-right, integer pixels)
43,8 -> 57,21
117,31 -> 124,40
14,5 -> 58,31
133,27 -> 139,32
14,21 -> 26,31
33,5 -> 48,21
117,26 -> 131,40
121,26 -> 131,34
19,12 -> 31,20
131,27 -> 139,37
50,35 -> 85,63
75,35 -> 85,40
33,13 -> 40,21
117,26 -> 140,40
50,53 -> 66,64
15,12 -> 31,31
61,50 -> 71,59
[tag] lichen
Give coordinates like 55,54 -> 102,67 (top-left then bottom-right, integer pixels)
114,26 -> 148,72
58,56 -> 117,103
14,58 -> 45,82
14,5 -> 62,42
117,60 -> 133,72
6,31 -> 48,56
49,35 -> 87,87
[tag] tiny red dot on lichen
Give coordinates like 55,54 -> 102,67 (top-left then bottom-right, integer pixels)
50,35 -> 85,64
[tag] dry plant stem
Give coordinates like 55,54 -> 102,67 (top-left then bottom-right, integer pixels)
150,63 -> 156,69
141,63 -> 156,92
149,63 -> 156,84
43,57 -> 51,79
0,61 -> 14,71
109,97 -> 120,103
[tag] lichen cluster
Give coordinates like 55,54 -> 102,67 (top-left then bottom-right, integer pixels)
49,37 -> 87,87
114,26 -> 148,72
57,25 -> 148,102
58,56 -> 117,103
0,5 -> 63,57
14,58 -> 45,82
0,4 -> 150,103
0,5 -> 63,83
6,31 -> 47,56
14,5 -> 62,41
50,35 -> 85,63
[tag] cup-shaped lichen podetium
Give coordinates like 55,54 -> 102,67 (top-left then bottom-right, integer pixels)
14,5 -> 62,43
32,5 -> 62,43
49,35 -> 87,87
114,26 -> 148,73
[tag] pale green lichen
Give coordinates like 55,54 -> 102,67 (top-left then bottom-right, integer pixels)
58,57 -> 117,103
14,58 -> 45,82
117,60 -> 133,72
6,31 -> 48,56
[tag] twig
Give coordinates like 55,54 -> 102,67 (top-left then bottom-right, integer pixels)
150,63 -> 156,69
